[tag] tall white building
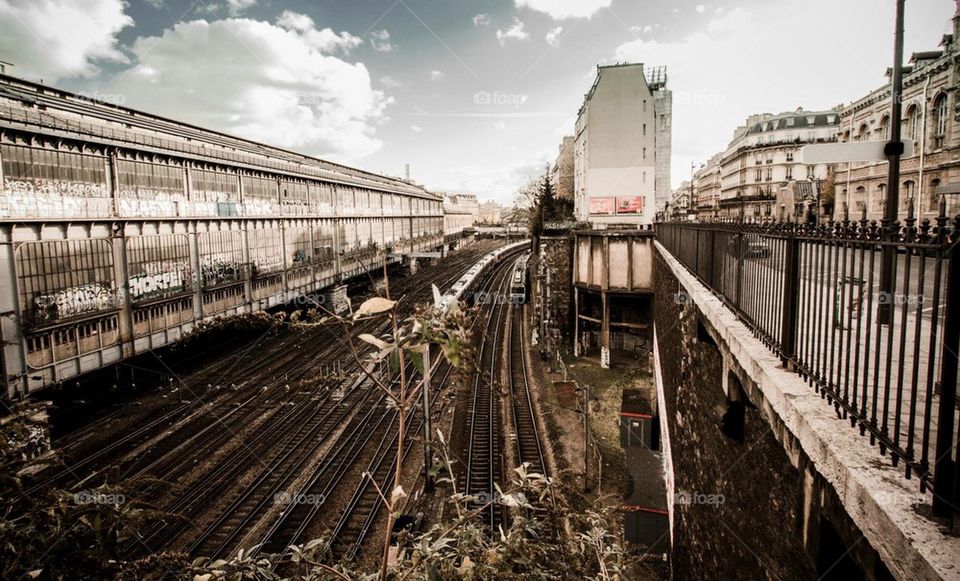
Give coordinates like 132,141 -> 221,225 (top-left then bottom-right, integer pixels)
574,63 -> 671,228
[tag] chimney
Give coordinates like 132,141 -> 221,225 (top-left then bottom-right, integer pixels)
405,164 -> 410,181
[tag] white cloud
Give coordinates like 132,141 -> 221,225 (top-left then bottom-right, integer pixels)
0,0 -> 132,82
429,70 -> 444,81
515,0 -> 612,20
545,26 -> 563,47
106,14 -> 388,159
370,29 -> 394,52
696,4 -> 706,13
410,125 -> 423,132
276,10 -> 362,54
496,18 -> 529,46
472,13 -> 490,27
380,75 -> 404,89
227,0 -> 255,15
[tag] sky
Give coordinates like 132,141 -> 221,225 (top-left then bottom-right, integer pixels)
0,0 -> 954,205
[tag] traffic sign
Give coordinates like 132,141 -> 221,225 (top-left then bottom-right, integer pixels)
800,139 -> 914,164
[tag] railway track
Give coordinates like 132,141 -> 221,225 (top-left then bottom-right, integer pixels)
506,302 -> 547,475
462,255 -> 518,530
30,241 -> 507,567
112,243 -> 506,556
309,246 -> 525,564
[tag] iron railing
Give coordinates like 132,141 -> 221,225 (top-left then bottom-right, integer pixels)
658,202 -> 959,519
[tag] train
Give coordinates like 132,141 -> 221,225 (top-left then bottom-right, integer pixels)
0,73 -> 480,397
439,242 -> 530,314
508,254 -> 530,305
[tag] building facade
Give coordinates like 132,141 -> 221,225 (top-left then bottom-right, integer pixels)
834,7 -> 960,222
551,135 -> 575,201
574,63 -> 672,228
694,153 -> 723,221
716,108 -> 838,222
442,192 -> 479,239
668,180 -> 695,221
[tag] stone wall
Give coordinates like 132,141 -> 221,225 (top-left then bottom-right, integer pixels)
651,244 -> 917,580
653,248 -> 817,579
535,232 -> 573,347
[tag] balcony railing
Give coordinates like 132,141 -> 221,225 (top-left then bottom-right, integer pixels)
657,203 -> 959,519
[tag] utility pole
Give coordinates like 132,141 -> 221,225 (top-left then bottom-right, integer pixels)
583,382 -> 591,493
421,344 -> 434,492
878,0 -> 906,325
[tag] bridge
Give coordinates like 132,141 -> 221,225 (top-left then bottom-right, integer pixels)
654,214 -> 960,578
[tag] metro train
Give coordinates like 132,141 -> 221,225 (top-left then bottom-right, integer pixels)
508,254 -> 530,305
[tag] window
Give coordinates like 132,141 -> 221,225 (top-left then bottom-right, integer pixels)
807,165 -> 816,180
766,168 -> 772,181
643,147 -> 647,159
642,123 -> 647,136
785,165 -> 793,180
786,152 -> 794,162
929,178 -> 941,211
906,104 -> 921,144
875,184 -> 886,213
879,115 -> 890,141
755,169 -> 762,182
904,180 -> 916,208
857,124 -> 869,142
934,94 -> 948,148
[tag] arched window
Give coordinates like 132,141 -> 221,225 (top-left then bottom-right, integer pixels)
930,178 -> 942,212
857,124 -> 869,142
933,94 -> 948,148
904,180 -> 916,212
879,115 -> 890,141
875,183 -> 886,213
854,186 -> 866,217
906,104 -> 921,143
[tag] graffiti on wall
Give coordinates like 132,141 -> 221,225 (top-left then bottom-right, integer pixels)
200,256 -> 244,287
128,262 -> 192,301
32,283 -> 119,323
2,180 -> 109,218
118,189 -> 186,217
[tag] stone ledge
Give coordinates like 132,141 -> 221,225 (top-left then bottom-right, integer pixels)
654,240 -> 960,581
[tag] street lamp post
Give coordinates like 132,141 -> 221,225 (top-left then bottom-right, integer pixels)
878,0 -> 906,325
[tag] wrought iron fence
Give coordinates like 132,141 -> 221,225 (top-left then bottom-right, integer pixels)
657,203 -> 959,519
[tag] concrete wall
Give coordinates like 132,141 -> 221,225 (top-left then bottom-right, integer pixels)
573,232 -> 653,292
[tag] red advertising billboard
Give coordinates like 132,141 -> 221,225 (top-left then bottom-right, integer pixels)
616,196 -> 644,215
588,197 -> 616,215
